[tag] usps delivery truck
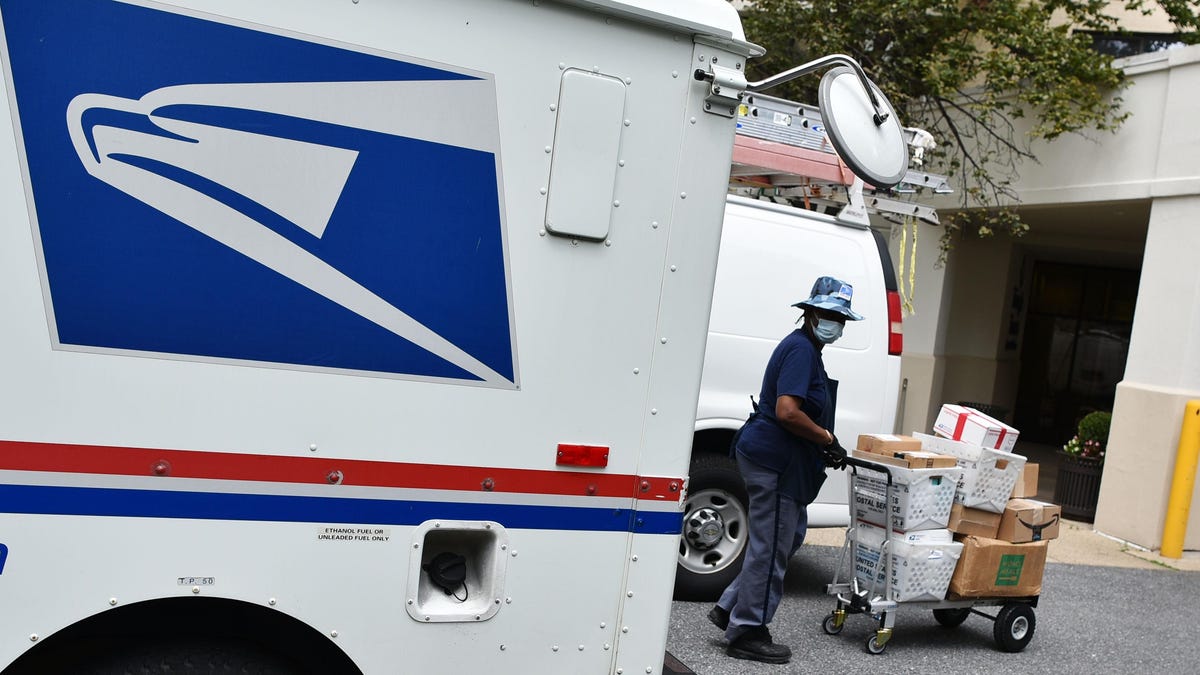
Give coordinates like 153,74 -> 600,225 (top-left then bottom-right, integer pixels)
0,1 -> 907,672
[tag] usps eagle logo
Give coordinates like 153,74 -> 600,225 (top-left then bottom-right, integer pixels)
1,0 -> 516,386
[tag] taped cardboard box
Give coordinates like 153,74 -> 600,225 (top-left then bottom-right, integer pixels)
998,498 -> 1061,543
947,503 -> 1001,539
1011,463 -> 1040,499
857,434 -> 924,454
933,404 -> 1020,454
948,536 -> 1047,598
850,448 -> 957,470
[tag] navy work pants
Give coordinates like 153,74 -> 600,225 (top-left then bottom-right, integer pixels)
717,453 -> 808,642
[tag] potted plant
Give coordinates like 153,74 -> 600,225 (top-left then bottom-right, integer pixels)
1054,411 -> 1110,522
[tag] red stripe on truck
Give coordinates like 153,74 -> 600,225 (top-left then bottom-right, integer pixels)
0,439 -> 683,502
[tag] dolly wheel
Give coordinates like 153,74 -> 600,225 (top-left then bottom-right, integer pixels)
865,633 -> 888,655
993,603 -> 1036,653
822,613 -> 844,636
933,607 -> 971,628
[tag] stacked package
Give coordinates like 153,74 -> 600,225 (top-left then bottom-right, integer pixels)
924,404 -> 1062,598
849,434 -> 963,601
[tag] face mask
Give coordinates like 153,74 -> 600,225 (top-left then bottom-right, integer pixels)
814,318 -> 844,344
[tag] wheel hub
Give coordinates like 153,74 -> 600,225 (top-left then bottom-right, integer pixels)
685,507 -> 725,549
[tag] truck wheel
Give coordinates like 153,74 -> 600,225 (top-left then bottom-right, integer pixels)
78,639 -> 297,675
674,452 -> 748,601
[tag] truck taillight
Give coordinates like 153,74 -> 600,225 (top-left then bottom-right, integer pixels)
887,290 -> 903,356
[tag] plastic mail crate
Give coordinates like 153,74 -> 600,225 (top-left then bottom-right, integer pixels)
852,459 -> 961,532
915,432 -> 1025,514
853,522 -> 964,602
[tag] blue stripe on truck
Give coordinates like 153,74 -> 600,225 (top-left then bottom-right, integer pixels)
0,484 -> 683,535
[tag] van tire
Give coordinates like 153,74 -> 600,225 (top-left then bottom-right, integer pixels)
675,452 -> 749,601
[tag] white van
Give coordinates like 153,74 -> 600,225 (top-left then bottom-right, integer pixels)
677,194 -> 904,599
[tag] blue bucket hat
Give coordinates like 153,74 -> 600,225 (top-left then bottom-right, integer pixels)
791,276 -> 864,321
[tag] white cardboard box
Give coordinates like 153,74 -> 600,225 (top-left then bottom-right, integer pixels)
915,432 -> 1025,514
932,404 -> 1020,454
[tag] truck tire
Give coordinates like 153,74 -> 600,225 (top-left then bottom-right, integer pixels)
78,639 -> 298,675
675,452 -> 749,601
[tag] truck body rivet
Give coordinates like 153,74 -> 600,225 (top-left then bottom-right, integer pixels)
632,555 -> 639,561
511,550 -> 518,557
552,645 -> 559,652
660,337 -> 667,344
600,622 -> 607,628
549,104 -> 556,111
623,119 -> 631,127
622,626 -> 629,633
192,586 -> 200,594
109,598 -> 118,606
579,645 -> 585,651
670,265 -> 677,272
326,470 -> 343,485
604,643 -> 611,650
408,599 -> 414,605
331,630 -> 338,638
650,409 -> 657,415
500,644 -> 507,650
680,192 -> 687,199
545,146 -> 552,153
29,635 -> 37,643
506,597 -> 512,603
627,591 -> 634,598
309,444 -> 318,452
651,221 -> 658,229
633,368 -> 639,374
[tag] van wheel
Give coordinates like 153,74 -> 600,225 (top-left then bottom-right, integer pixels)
675,452 -> 748,601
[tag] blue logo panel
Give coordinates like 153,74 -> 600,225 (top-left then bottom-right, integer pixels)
1,0 -> 515,385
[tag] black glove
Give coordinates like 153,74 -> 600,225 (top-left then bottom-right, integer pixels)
822,434 -> 847,470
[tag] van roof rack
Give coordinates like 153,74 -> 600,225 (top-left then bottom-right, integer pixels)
729,91 -> 951,225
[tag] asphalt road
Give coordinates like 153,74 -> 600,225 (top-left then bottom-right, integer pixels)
667,544 -> 1200,674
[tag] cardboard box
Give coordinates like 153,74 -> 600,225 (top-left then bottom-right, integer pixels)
948,536 -> 1047,598
850,448 -> 957,470
947,503 -> 1002,539
933,404 -> 1020,453
857,434 -> 924,454
1011,462 -> 1040,499
997,498 -> 1061,543
916,433 -> 1025,513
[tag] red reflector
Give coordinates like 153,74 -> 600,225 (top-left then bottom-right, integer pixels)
556,444 -> 610,467
886,290 -> 903,356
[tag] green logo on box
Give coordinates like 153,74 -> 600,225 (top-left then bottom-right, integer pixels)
995,554 -> 1025,586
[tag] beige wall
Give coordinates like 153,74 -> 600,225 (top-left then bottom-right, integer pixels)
1096,194 -> 1200,549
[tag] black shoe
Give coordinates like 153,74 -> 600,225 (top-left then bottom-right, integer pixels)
727,626 -> 791,664
707,605 -> 730,631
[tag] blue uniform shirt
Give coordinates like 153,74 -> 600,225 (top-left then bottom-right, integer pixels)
735,328 -> 834,502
